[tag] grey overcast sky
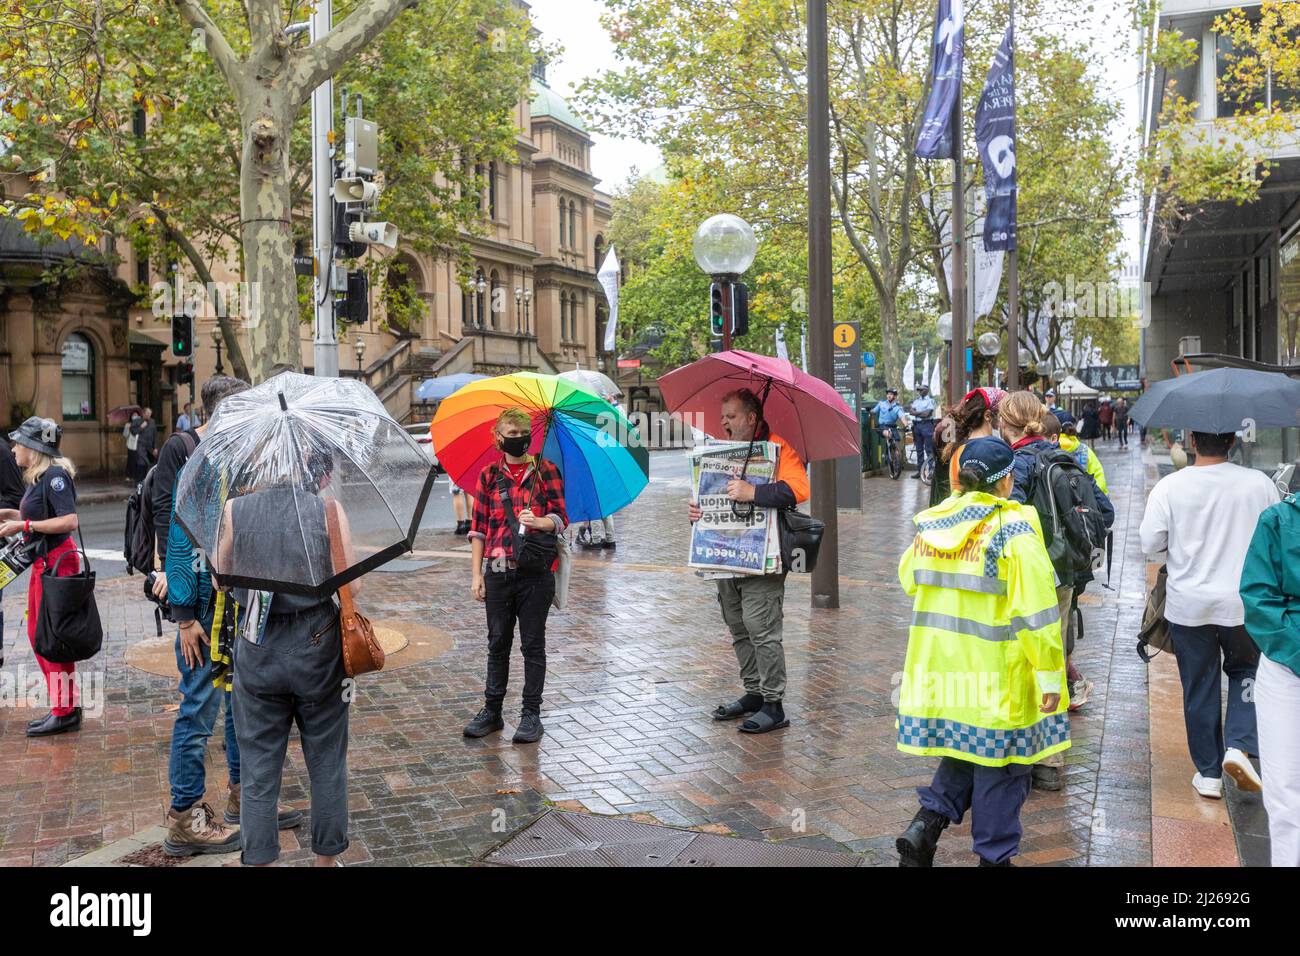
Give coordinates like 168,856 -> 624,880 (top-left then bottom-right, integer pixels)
531,0 -> 1141,261
528,0 -> 663,194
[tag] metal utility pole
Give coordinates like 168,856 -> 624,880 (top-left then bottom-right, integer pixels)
949,76 -> 967,406
807,0 -> 839,610
1004,0 -> 1020,391
310,0 -> 339,378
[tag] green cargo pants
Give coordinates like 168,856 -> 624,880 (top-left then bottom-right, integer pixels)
716,572 -> 788,703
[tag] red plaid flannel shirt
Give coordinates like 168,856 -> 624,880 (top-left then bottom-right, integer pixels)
468,456 -> 567,570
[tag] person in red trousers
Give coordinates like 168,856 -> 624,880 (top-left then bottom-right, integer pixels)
0,417 -> 83,737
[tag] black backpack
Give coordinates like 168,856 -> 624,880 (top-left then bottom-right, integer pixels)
124,431 -> 196,575
1026,445 -> 1107,581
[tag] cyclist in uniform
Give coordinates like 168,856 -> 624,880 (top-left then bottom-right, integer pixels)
873,388 -> 904,471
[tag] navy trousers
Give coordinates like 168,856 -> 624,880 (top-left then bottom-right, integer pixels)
918,757 -> 1033,865
1168,622 -> 1259,778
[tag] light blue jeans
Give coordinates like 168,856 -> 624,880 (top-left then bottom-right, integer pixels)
167,606 -> 240,813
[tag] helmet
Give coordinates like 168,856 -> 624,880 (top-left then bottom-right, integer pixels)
8,417 -> 62,457
885,386 -> 898,395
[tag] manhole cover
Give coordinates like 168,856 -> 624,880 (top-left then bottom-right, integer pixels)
117,844 -> 191,867
484,810 -> 861,868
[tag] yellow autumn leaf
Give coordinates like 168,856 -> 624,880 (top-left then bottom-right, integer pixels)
109,191 -> 118,208
12,101 -> 27,121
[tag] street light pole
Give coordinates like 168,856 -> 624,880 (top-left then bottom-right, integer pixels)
807,0 -> 839,610
1004,0 -> 1019,391
310,0 -> 339,378
949,86 -> 967,407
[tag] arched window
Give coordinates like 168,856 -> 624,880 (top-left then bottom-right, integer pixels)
61,332 -> 95,421
558,198 -> 566,248
594,234 -> 605,266
568,200 -> 577,249
489,269 -> 501,329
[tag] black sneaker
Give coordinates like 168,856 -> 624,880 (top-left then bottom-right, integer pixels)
896,808 -> 949,867
463,706 -> 504,738
601,540 -> 616,550
512,711 -> 544,744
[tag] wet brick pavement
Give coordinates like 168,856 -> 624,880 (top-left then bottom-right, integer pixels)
0,442 -> 1153,866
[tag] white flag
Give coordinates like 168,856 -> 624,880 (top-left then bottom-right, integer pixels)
775,325 -> 790,361
902,346 -> 916,390
598,248 -> 620,353
936,196 -> 1004,320
921,352 -> 931,390
930,352 -> 944,397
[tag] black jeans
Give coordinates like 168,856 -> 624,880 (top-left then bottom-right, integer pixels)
484,568 -> 555,714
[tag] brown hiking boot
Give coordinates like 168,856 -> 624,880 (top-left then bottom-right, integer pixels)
163,802 -> 240,856
224,781 -> 303,830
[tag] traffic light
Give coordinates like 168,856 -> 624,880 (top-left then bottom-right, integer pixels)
731,281 -> 749,337
339,270 -> 369,325
709,280 -> 727,336
171,312 -> 193,358
176,362 -> 194,386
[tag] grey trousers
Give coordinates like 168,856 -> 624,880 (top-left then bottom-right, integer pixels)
232,603 -> 350,865
716,572 -> 788,702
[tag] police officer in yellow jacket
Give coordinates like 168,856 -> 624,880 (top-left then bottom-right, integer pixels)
895,437 -> 1069,866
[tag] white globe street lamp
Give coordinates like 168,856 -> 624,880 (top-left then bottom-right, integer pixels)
936,311 -> 953,342
1018,347 -> 1033,367
977,332 -> 1001,357
693,214 -> 757,277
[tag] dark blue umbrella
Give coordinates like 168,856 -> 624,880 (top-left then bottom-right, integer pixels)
1130,368 -> 1300,432
416,372 -> 487,403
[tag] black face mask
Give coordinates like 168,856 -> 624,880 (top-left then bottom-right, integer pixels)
501,435 -> 530,458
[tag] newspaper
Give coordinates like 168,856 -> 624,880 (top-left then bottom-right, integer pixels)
688,442 -> 781,577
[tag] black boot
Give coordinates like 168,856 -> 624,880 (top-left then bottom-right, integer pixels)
896,808 -> 949,867
27,711 -> 52,730
27,708 -> 82,738
463,705 -> 504,738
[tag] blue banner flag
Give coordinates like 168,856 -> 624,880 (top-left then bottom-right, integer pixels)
975,25 -> 1016,251
915,0 -> 965,159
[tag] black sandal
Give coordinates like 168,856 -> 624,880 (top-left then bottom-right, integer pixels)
712,696 -> 762,721
739,706 -> 790,734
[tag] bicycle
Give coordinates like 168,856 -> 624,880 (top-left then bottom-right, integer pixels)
878,426 -> 903,480
920,454 -> 934,487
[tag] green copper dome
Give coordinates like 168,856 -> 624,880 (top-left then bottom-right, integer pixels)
530,78 -> 587,133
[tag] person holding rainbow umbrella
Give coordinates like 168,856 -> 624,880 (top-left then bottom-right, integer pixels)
430,372 -> 649,743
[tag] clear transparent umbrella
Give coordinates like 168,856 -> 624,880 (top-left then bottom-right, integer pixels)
173,373 -> 435,599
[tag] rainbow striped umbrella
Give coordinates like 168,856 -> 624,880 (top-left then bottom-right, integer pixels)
429,372 -> 649,522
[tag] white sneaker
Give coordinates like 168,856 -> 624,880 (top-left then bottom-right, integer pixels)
1222,749 -> 1263,793
1192,773 -> 1223,799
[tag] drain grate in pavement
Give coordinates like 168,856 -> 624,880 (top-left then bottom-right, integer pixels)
117,844 -> 191,867
484,810 -> 862,868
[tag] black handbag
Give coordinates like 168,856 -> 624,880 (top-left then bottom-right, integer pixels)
34,529 -> 103,663
778,507 -> 824,573
496,472 -> 558,574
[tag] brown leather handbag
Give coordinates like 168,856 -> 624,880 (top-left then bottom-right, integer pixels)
325,500 -> 385,677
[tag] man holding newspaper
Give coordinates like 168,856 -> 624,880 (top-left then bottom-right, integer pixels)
688,389 -> 809,734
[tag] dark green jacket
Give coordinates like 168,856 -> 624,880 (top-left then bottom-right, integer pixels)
1241,493 -> 1300,678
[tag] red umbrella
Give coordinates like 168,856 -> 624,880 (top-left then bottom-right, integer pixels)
659,350 -> 860,462
107,404 -> 143,425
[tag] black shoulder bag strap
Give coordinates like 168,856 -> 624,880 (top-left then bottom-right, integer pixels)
495,470 -> 523,562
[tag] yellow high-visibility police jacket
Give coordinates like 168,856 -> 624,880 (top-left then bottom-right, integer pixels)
896,490 -> 1070,767
1058,434 -> 1108,495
